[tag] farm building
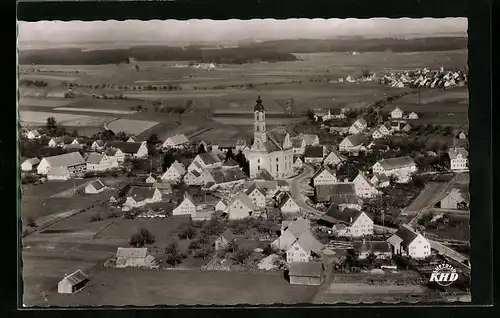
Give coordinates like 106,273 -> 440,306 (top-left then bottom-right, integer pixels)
124,187 -> 162,209
161,161 -> 186,183
348,118 -> 368,135
191,210 -> 213,221
58,269 -> 89,294
115,247 -> 157,269
162,134 -> 189,149
323,149 -> 346,167
37,152 -> 86,176
300,133 -> 320,147
214,229 -> 236,251
222,158 -> 240,169
312,166 -> 338,186
352,171 -> 380,198
172,192 -> 197,216
47,167 -> 71,181
435,187 -> 469,210
21,157 -> 40,171
63,143 -> 84,151
152,180 -> 173,195
291,137 -> 305,155
245,183 -> 267,208
286,231 -> 324,263
105,141 -> 148,159
390,107 -> 404,119
303,146 -> 325,164
104,148 -> 126,163
370,174 -> 391,188
86,152 -> 119,172
26,130 -> 41,140
353,240 -> 392,260
457,131 -> 468,140
314,108 -> 333,122
84,179 -> 107,194
288,262 -> 325,286
372,156 -> 417,183
203,166 -> 248,190
271,218 -> 310,251
318,204 -> 373,237
188,152 -> 222,173
339,133 -> 368,154
277,192 -> 301,214
387,224 -> 431,259
315,183 -> 361,210
225,192 -> 255,220
246,97 -> 294,179
448,147 -> 469,171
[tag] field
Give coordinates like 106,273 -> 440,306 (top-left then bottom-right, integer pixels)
53,107 -> 137,115
38,268 -> 319,306
20,111 -> 111,127
106,118 -> 159,135
18,97 -> 73,108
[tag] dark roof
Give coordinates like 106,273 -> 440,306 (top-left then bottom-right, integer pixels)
346,133 -> 368,147
277,192 -> 295,209
315,184 -> 357,203
392,225 -> 419,246
128,186 -> 157,201
198,152 -> 221,165
206,167 -> 247,185
62,269 -> 89,285
378,156 -> 416,170
354,241 -> 391,254
89,179 -> 106,191
220,229 -> 236,242
289,262 -> 324,277
304,145 -> 324,158
284,218 -> 310,238
255,169 -> 274,181
291,137 -> 303,148
106,141 -> 143,154
223,158 -> 239,167
312,166 -> 336,180
245,183 -> 266,197
325,204 -> 364,225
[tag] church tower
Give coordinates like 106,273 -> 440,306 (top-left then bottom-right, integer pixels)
252,96 -> 267,151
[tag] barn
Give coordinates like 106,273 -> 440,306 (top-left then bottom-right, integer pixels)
115,247 -> 157,268
288,262 -> 325,286
57,269 -> 89,294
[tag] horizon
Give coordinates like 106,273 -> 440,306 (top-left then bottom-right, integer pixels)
18,18 -> 467,47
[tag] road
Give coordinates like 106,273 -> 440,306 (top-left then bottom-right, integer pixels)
289,164 -> 320,215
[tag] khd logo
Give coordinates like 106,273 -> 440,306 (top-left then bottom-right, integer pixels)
429,263 -> 459,287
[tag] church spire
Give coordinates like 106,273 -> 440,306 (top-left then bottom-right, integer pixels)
254,96 -> 264,112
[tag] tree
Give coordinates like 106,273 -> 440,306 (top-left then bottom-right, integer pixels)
178,226 -> 196,240
164,242 -> 186,266
101,129 -> 116,141
162,151 -> 177,171
175,106 -> 186,124
367,253 -> 377,266
135,64 -> 140,72
129,228 -> 155,247
197,143 -> 206,154
147,133 -> 159,145
230,248 -> 251,265
305,108 -> 315,121
194,245 -> 214,260
115,131 -> 129,141
234,150 -> 249,175
46,116 -> 57,132
225,148 -> 234,161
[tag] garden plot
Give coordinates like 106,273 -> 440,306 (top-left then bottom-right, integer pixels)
53,107 -> 137,115
19,111 -> 111,127
107,119 -> 159,135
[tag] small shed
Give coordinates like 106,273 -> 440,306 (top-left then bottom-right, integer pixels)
58,269 -> 89,294
288,262 -> 325,286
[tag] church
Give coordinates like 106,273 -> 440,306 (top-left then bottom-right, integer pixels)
246,96 -> 294,179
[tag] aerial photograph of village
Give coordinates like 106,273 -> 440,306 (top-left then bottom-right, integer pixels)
18,18 -> 471,306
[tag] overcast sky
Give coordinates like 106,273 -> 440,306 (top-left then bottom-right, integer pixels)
18,18 -> 467,44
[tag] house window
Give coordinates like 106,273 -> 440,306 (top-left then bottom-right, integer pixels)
276,158 -> 279,162
276,164 -> 279,172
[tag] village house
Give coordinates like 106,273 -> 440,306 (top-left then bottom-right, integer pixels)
127,136 -> 142,143
277,192 -> 301,214
315,183 -> 361,210
352,171 -> 380,198
288,262 -> 325,286
188,152 -> 222,173
271,218 -> 310,251
203,166 -> 248,190
21,157 -> 40,172
303,145 -> 325,164
387,224 -> 431,259
313,108 -> 333,122
124,187 -> 162,209
47,137 -> 64,148
390,107 -> 404,119
372,156 -> 417,183
224,192 -> 255,220
370,127 -> 385,140
312,166 -> 338,186
291,137 -> 305,155
378,123 -> 392,136
300,133 -> 320,147
322,149 -> 346,167
26,129 -> 41,140
214,229 -> 236,251
339,133 -> 368,154
370,174 -> 391,188
84,179 -> 107,194
448,147 -> 469,171
86,152 -> 119,172
353,240 -> 392,260
408,112 -> 419,120
47,167 -> 71,181
161,161 -> 186,183
435,187 -> 469,210
222,158 -> 240,169
145,174 -> 156,184
172,193 -> 197,216
63,143 -> 84,152
104,148 -> 126,164
90,140 -> 105,152
152,180 -> 173,196
162,134 -> 189,149
294,156 -> 304,169
57,269 -> 89,294
105,141 -> 148,159
457,131 -> 467,140
348,118 -> 368,134
115,247 -> 157,269
245,183 -> 267,209
401,123 -> 412,133
286,231 -> 324,263
215,198 -> 229,212
37,152 -> 86,176
390,120 -> 407,132
318,204 -> 374,237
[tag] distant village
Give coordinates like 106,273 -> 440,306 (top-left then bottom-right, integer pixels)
21,95 -> 469,295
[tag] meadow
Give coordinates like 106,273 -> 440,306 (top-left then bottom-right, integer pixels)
106,119 -> 159,136
20,110 -> 111,127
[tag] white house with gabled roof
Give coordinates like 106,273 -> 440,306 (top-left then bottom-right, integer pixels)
161,161 -> 186,183
312,166 -> 338,186
348,118 -> 368,134
21,157 -> 40,171
372,156 -> 417,183
162,134 -> 189,149
172,193 -> 197,216
323,149 -> 346,167
225,192 -> 254,220
390,107 -> 404,119
244,183 -> 267,208
277,193 -> 301,214
352,171 -> 380,198
387,224 -> 431,259
86,152 -> 119,172
448,147 -> 469,171
26,130 -> 41,140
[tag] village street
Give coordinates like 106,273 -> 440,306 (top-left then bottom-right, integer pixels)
289,164 -> 320,216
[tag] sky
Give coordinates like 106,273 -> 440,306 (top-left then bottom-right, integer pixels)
18,18 -> 467,45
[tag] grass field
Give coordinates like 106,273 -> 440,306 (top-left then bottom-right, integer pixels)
106,118 -> 159,135
20,110 -> 111,127
19,98 -> 73,108
53,107 -> 137,115
40,268 -> 319,306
